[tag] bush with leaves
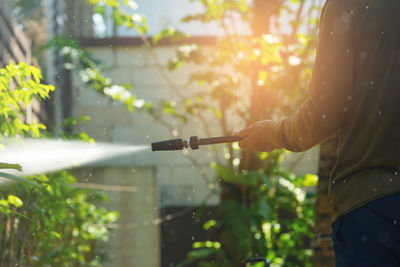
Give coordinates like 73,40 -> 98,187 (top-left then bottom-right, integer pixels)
0,171 -> 117,266
0,62 -> 117,266
178,151 -> 316,267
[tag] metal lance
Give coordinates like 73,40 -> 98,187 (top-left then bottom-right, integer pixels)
151,136 -> 244,151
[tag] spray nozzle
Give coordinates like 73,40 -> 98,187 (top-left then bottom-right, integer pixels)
151,135 -> 243,151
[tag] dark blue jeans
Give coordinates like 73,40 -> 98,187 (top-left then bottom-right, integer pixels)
332,192 -> 400,267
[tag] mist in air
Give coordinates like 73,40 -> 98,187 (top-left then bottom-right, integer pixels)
0,139 -> 148,176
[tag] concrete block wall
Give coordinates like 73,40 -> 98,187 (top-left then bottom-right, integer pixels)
73,167 -> 159,267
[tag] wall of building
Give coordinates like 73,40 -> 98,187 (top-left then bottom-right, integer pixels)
73,167 -> 159,267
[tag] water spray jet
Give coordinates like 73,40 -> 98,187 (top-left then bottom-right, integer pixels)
0,139 -> 149,177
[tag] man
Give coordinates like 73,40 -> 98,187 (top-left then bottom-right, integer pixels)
236,0 -> 400,266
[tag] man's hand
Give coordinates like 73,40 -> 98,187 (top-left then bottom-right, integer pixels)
235,120 -> 281,152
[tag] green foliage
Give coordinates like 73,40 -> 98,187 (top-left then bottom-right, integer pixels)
43,36 -> 147,110
87,0 -> 148,34
0,62 -> 54,137
0,163 -> 22,172
0,171 -> 118,266
0,62 -> 53,186
0,162 -> 41,189
61,116 -> 95,142
0,171 -> 42,188
181,0 -> 250,23
180,154 -> 316,267
0,62 -> 117,266
43,37 -> 152,113
152,28 -> 189,45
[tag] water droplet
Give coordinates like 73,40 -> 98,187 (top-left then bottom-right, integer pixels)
365,6 -> 369,9
342,179 -> 346,183
378,110 -> 382,115
346,49 -> 350,53
322,114 -> 327,119
344,107 -> 348,112
370,81 -> 374,85
394,220 -> 397,225
360,52 -> 367,59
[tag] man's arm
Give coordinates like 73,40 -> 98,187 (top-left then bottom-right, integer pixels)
237,0 -> 356,152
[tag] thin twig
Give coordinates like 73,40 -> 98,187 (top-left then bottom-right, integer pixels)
139,35 -> 187,99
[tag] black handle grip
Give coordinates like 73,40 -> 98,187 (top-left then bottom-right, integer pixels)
199,135 -> 243,146
151,139 -> 184,151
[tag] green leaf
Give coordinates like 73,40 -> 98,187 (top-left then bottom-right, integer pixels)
0,162 -> 22,171
152,28 -> 188,45
187,248 -> 217,260
50,231 -> 62,240
203,220 -> 217,230
94,5 -> 105,15
7,195 -> 23,207
162,101 -> 178,115
0,172 -> 43,188
105,0 -> 119,8
214,164 -> 245,186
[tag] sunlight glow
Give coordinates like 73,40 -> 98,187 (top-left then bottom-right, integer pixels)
263,34 -> 280,44
289,55 -> 301,66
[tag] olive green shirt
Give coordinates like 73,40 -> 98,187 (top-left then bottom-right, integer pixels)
272,0 -> 400,222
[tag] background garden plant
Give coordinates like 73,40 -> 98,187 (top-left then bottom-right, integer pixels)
0,62 -> 117,266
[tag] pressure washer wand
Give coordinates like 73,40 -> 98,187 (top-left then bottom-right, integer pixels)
151,135 -> 243,151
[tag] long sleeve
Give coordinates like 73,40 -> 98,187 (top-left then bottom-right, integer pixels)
275,0 -> 356,152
